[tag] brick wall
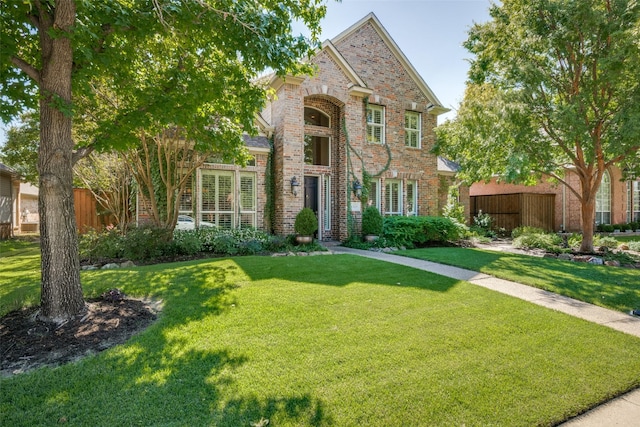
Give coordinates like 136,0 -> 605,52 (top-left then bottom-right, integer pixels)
268,19 -> 444,239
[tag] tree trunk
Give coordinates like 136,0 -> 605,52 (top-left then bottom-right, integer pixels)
579,185 -> 596,253
37,1 -> 86,323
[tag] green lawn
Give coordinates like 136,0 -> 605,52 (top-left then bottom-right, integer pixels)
2,242 -> 640,425
395,247 -> 640,313
614,234 -> 640,243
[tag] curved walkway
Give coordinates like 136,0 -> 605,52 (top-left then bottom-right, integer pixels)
328,245 -> 640,426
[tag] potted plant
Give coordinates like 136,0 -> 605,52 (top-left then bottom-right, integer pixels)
294,208 -> 318,244
361,206 -> 383,242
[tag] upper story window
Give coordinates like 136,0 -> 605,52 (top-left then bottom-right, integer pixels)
366,104 -> 385,144
304,107 -> 330,127
405,111 -> 421,148
304,135 -> 330,166
595,170 -> 611,225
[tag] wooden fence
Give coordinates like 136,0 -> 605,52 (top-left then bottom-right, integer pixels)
74,188 -> 100,233
470,193 -> 555,232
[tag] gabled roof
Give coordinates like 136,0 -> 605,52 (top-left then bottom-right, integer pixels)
331,13 -> 448,115
320,40 -> 373,98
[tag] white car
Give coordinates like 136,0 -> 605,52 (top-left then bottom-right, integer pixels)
175,215 -> 214,230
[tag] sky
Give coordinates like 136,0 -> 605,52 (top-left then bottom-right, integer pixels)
314,0 -> 494,123
0,0 -> 492,144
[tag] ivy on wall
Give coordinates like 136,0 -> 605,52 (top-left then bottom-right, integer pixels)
264,136 -> 276,234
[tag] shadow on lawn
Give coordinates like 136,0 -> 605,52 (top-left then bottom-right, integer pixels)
1,260 -> 331,426
233,254 -> 458,293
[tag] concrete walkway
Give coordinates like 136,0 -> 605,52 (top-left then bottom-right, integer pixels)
328,245 -> 640,426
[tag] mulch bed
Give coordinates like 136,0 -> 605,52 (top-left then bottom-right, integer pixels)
0,296 -> 160,378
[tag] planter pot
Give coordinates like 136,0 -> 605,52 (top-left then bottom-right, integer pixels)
296,235 -> 313,244
363,234 -> 379,243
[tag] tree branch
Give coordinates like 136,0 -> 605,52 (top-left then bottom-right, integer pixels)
10,56 -> 41,84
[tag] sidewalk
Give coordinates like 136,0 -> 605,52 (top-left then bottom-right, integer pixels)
328,245 -> 640,426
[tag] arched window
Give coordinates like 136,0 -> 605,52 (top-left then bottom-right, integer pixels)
595,170 -> 611,225
304,107 -> 330,127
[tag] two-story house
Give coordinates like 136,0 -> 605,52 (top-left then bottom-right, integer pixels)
173,13 -> 450,240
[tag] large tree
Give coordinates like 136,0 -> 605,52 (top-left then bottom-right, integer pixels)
435,0 -> 640,252
0,0 -> 326,323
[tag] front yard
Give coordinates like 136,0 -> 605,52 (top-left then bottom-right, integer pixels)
1,241 -> 640,425
395,246 -> 640,313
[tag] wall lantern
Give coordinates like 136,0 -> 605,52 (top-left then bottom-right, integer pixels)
352,179 -> 363,199
291,176 -> 300,196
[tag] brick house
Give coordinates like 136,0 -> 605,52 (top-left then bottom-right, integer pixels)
168,13 -> 451,240
470,165 -> 640,232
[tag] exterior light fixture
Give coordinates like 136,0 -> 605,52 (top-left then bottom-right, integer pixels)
291,176 -> 300,196
353,179 -> 363,199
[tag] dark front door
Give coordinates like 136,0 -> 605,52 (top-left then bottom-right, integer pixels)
304,176 -> 319,236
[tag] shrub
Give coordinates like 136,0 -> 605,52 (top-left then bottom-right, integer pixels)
512,233 -> 562,252
382,216 -> 459,248
602,224 -> 615,233
628,241 -> 640,251
629,222 -> 639,231
613,223 -> 629,231
79,227 -> 124,261
120,226 -> 174,260
263,235 -> 288,252
361,206 -> 383,236
593,235 -> 619,250
567,233 -> 583,248
294,208 -> 318,236
172,230 -> 204,255
511,226 -> 546,239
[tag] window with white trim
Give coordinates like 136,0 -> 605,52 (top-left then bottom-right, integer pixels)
366,105 -> 385,144
404,111 -> 421,148
595,170 -> 611,225
239,173 -> 256,228
201,170 -> 234,228
385,179 -> 402,215
628,180 -> 640,222
406,180 -> 418,216
178,172 -> 195,215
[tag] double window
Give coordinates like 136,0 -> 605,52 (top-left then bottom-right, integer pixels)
404,111 -> 421,148
382,179 -> 418,216
199,170 -> 256,228
366,105 -> 385,144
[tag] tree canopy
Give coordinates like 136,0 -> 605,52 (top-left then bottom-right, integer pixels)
0,0 -> 328,323
435,0 -> 640,251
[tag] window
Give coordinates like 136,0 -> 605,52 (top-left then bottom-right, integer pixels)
178,172 -> 195,215
366,105 -> 385,144
239,173 -> 256,228
629,180 -> 640,222
595,170 -> 611,225
369,179 -> 381,210
323,175 -> 331,231
385,179 -> 402,215
405,111 -> 421,148
406,180 -> 418,215
304,107 -> 330,127
201,170 -> 234,228
304,135 -> 330,166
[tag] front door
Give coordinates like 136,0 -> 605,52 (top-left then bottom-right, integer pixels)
304,176 -> 319,238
